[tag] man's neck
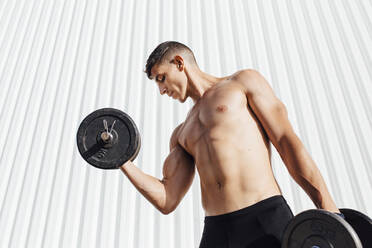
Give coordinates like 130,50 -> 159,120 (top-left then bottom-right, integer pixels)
187,69 -> 224,103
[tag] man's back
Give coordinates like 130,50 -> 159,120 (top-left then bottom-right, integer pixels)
175,70 -> 282,216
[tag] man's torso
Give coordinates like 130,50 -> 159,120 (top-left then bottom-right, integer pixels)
176,70 -> 282,216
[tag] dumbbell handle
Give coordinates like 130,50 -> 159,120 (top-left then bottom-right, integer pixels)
100,131 -> 113,143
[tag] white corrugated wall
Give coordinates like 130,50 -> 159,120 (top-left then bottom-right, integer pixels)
0,0 -> 371,247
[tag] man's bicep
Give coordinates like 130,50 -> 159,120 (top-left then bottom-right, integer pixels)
161,145 -> 195,213
162,145 -> 195,182
241,69 -> 295,150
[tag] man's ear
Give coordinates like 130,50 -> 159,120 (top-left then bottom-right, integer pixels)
173,55 -> 184,71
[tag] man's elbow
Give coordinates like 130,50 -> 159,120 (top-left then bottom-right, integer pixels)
161,209 -> 171,215
159,198 -> 177,215
160,205 -> 175,215
279,134 -> 318,176
277,130 -> 304,159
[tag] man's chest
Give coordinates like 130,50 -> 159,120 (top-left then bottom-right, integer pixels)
177,85 -> 248,154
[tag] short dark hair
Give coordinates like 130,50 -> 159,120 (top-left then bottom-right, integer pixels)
144,41 -> 197,79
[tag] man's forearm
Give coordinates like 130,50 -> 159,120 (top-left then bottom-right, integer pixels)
292,164 -> 340,212
120,161 -> 167,214
279,136 -> 340,213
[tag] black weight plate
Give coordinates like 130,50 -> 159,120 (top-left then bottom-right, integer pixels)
281,209 -> 362,248
130,130 -> 141,162
76,108 -> 141,169
340,208 -> 372,248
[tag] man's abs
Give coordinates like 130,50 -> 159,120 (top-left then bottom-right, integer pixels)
177,79 -> 282,216
195,137 -> 282,216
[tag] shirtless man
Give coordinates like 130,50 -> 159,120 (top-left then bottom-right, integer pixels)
120,41 -> 342,247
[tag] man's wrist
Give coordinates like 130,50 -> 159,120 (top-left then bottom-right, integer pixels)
334,212 -> 345,219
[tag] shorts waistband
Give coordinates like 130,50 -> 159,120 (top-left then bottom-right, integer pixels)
204,195 -> 287,224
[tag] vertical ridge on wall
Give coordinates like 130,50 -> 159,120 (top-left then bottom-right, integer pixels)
0,0 -> 371,247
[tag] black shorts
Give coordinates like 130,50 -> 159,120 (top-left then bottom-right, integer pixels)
199,195 -> 294,248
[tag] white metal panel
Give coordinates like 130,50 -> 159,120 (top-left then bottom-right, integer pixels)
0,0 -> 371,247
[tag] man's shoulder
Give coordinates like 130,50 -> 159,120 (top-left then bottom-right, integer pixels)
223,69 -> 261,86
232,69 -> 266,94
234,68 -> 261,81
218,69 -> 259,93
173,122 -> 184,135
169,122 -> 184,149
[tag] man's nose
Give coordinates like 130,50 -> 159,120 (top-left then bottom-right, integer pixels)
159,87 -> 167,95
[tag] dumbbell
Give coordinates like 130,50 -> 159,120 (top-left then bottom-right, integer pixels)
76,108 -> 141,169
282,207 -> 372,248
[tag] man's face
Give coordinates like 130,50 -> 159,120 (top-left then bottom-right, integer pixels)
150,60 -> 187,103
